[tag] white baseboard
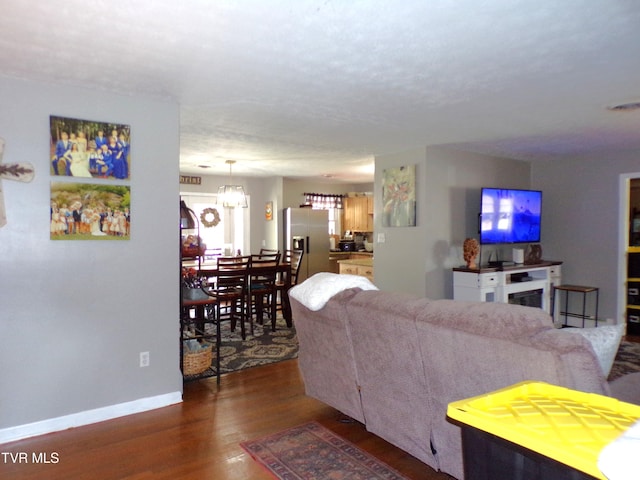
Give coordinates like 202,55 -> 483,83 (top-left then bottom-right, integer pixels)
0,391 -> 183,444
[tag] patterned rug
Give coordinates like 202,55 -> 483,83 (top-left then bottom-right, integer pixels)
217,315 -> 298,374
241,421 -> 410,480
609,341 -> 640,381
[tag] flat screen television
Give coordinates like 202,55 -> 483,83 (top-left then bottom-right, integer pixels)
479,188 -> 542,244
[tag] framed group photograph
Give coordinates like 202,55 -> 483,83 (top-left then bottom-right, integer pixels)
50,115 -> 131,180
50,182 -> 131,240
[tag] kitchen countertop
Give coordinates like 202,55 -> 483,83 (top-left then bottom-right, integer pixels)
337,257 -> 374,267
329,250 -> 374,256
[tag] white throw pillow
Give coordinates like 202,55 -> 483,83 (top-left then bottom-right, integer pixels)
289,272 -> 378,311
561,324 -> 624,377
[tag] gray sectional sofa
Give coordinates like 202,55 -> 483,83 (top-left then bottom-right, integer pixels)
289,274 -> 640,480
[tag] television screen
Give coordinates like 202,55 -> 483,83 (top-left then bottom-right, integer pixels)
479,188 -> 542,244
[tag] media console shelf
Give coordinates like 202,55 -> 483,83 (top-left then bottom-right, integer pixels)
453,262 -> 562,314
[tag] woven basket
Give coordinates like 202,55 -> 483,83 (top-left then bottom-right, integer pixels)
183,344 -> 213,375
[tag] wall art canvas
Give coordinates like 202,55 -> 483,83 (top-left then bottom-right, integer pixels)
265,201 -> 273,221
50,182 -> 130,240
382,164 -> 416,227
50,115 -> 131,180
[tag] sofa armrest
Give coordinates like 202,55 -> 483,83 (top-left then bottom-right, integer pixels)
609,372 -> 640,405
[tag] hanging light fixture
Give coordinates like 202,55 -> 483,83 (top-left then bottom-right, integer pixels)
217,160 -> 248,208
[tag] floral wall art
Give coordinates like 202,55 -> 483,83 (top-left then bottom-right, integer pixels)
382,164 -> 416,227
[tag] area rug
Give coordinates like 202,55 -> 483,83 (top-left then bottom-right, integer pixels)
241,421 -> 410,480
217,315 -> 298,374
609,340 -> 640,381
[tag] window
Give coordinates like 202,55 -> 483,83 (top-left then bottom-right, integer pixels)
180,193 -> 250,256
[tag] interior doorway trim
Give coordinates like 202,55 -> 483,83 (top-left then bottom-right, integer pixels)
618,172 -> 640,330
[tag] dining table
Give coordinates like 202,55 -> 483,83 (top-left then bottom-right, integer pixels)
183,257 -> 293,326
180,257 -> 293,384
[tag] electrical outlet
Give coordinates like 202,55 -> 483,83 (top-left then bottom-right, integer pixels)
139,351 -> 150,367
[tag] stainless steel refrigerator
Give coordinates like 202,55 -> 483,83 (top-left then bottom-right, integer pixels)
284,208 -> 330,282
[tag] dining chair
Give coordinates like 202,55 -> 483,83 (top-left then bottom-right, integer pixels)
208,255 -> 251,340
190,256 -> 250,384
204,247 -> 223,262
248,253 -> 281,333
276,249 -> 303,320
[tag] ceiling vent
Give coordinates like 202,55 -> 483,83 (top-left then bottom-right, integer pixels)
608,102 -> 640,112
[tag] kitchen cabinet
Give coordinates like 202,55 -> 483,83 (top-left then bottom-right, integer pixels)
339,258 -> 374,282
343,196 -> 373,232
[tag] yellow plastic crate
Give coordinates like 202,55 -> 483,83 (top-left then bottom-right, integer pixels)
447,381 -> 640,480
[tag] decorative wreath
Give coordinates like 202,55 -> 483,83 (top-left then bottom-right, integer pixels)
200,207 -> 221,228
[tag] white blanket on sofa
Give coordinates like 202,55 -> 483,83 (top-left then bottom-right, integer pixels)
289,272 -> 378,311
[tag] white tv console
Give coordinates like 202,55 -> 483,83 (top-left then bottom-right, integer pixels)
453,262 -> 562,314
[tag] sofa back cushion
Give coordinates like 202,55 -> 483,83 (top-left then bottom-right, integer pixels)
345,290 -> 439,470
290,288 -> 366,423
416,299 -> 553,340
412,299 -> 608,479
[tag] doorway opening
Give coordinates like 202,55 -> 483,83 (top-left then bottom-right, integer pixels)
618,174 -> 640,336
180,193 -> 250,257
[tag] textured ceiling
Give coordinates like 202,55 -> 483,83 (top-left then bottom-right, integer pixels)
1,0 -> 640,183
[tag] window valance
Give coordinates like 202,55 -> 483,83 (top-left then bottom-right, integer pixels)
303,193 -> 344,210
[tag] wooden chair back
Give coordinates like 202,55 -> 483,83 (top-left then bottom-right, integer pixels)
217,255 -> 251,270
259,248 -> 280,257
284,249 -> 304,285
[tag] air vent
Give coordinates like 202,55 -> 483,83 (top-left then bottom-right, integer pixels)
608,102 -> 640,112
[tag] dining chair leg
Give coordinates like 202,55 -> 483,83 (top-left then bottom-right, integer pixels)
238,297 -> 246,340
215,307 -> 221,385
270,292 -> 277,331
256,296 -> 265,325
247,294 -> 254,336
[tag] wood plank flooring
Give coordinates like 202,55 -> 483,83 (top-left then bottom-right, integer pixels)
1,359 -> 453,479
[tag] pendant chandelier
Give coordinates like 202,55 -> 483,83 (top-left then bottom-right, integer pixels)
217,160 -> 247,208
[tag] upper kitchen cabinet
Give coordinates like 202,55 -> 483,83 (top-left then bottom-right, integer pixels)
343,195 -> 373,232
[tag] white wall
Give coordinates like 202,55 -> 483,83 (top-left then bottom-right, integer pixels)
373,146 -> 531,298
532,152 -> 640,323
0,76 -> 181,441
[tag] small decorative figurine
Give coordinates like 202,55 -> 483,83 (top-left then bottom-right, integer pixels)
463,238 -> 480,269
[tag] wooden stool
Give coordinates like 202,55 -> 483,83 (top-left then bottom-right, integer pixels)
552,285 -> 599,328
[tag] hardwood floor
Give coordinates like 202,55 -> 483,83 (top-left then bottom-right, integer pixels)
1,359 -> 453,479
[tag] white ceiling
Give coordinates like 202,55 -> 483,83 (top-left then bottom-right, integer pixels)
2,0 -> 640,183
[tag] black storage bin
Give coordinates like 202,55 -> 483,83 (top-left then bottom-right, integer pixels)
460,426 -> 597,480
628,252 -> 640,278
447,382 -> 640,480
627,309 -> 640,335
628,282 -> 640,305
